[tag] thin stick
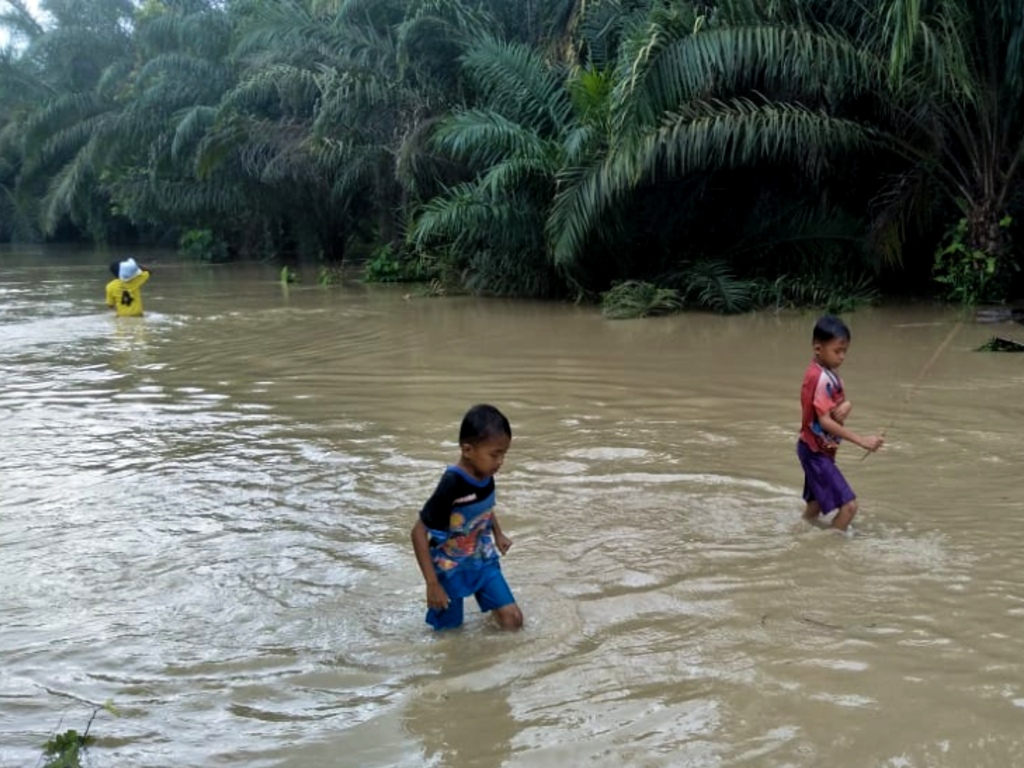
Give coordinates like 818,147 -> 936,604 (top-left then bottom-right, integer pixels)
860,320 -> 963,460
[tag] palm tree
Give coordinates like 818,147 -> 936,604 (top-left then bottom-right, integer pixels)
197,0 -> 501,261
874,0 -> 1024,274
7,0 -> 242,243
408,34 -> 597,296
548,1 -> 878,283
551,0 -> 1024,296
0,0 -> 50,240
1,0 -> 137,239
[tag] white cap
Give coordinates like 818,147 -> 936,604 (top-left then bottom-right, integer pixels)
118,258 -> 140,281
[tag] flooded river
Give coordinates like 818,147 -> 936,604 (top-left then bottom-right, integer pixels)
2,249 -> 1023,767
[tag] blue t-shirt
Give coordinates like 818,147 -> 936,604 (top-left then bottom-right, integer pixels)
419,466 -> 498,580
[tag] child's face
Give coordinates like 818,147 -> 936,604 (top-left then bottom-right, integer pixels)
460,434 -> 511,480
814,337 -> 849,370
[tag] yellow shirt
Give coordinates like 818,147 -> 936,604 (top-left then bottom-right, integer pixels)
106,271 -> 151,317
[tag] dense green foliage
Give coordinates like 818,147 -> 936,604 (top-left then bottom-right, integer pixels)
3,0 -> 1024,311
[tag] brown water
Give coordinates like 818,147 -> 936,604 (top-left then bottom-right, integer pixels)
2,248 -> 1023,767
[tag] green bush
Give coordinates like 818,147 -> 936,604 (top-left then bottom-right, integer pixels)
179,228 -> 230,263
933,216 -> 1015,306
361,244 -> 436,283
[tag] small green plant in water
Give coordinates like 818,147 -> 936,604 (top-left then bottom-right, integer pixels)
317,266 -> 344,286
362,245 -> 436,283
280,266 -> 298,284
933,215 -> 1014,306
42,701 -> 118,768
43,729 -> 94,768
601,280 -> 683,319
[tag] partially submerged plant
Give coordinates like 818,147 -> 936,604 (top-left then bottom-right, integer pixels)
42,701 -> 118,768
601,280 -> 683,319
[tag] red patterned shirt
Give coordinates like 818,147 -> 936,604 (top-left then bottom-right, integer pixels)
799,360 -> 845,454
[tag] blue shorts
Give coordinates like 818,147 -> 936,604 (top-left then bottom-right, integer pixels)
797,440 -> 855,515
426,561 -> 515,631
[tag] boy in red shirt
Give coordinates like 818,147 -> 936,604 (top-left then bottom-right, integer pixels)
797,315 -> 884,532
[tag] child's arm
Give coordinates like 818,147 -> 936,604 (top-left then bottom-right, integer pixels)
831,400 -> 852,425
819,411 -> 883,452
411,520 -> 449,610
491,512 -> 512,555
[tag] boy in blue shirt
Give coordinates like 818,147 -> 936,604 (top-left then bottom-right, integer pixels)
411,404 -> 523,631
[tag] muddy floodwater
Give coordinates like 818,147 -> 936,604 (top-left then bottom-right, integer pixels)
2,249 -> 1023,767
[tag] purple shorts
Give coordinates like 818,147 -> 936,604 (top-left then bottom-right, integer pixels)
797,440 -> 855,515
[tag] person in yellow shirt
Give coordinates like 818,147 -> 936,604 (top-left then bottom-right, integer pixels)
105,258 -> 151,317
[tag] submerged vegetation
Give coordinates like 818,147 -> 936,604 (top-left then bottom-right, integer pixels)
3,0 -> 1024,314
40,701 -> 117,768
601,280 -> 683,319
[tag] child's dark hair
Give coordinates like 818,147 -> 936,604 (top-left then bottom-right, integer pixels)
459,404 -> 511,445
813,315 -> 851,343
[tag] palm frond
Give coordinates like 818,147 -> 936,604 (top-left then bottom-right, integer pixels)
677,259 -> 754,314
0,181 -> 39,242
867,165 -> 937,268
117,177 -> 255,220
550,98 -> 873,272
0,0 -> 44,43
23,92 -> 110,155
37,112 -> 113,167
329,146 -> 378,199
140,7 -> 233,60
644,98 -> 874,182
220,65 -> 319,116
546,156 -> 608,271
461,36 -> 571,135
477,155 -> 554,197
431,108 -> 551,168
41,143 -> 96,234
96,58 -> 136,99
611,23 -> 885,137
138,54 -> 231,97
600,279 -> 682,318
171,105 -> 217,161
403,0 -> 494,41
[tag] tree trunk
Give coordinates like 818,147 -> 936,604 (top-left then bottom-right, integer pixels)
966,203 -> 1010,258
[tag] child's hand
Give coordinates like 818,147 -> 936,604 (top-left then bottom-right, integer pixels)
426,581 -> 449,611
860,434 -> 884,452
831,400 -> 852,425
495,532 -> 513,555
